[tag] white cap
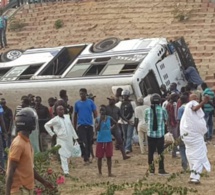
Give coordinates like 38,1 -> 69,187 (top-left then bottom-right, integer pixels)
121,90 -> 130,96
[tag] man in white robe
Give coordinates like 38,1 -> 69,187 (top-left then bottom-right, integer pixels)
180,93 -> 211,184
45,105 -> 78,176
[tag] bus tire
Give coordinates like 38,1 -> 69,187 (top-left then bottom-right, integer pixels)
91,37 -> 121,53
1,49 -> 24,62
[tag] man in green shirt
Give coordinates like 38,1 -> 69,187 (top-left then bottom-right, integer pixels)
201,83 -> 214,141
145,94 -> 168,175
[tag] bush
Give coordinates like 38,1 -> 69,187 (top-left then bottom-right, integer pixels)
9,17 -> 27,31
54,19 -> 64,29
172,3 -> 193,22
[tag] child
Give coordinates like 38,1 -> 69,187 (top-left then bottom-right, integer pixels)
95,105 -> 116,177
45,105 -> 78,177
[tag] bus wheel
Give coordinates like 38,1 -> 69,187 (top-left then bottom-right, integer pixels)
1,49 -> 24,62
91,37 -> 121,53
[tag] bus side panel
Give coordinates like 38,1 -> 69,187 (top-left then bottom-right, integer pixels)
0,77 -> 133,111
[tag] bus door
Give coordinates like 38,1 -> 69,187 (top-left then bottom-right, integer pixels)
155,54 -> 187,90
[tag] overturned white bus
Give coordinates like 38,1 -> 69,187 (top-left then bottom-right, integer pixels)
0,37 -> 196,109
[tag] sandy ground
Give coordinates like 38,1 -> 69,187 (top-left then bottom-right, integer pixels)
54,142 -> 215,195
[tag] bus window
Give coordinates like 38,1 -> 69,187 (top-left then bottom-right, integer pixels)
76,59 -> 92,64
19,64 -> 42,80
139,70 -> 161,97
1,64 -> 43,81
66,55 -> 140,77
119,63 -> 139,74
0,68 -> 11,78
94,57 -> 111,62
66,64 -> 91,78
84,62 -> 107,76
39,45 -> 86,76
2,66 -> 29,81
102,63 -> 138,75
102,64 -> 124,75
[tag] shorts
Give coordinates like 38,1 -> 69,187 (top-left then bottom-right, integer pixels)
96,142 -> 113,158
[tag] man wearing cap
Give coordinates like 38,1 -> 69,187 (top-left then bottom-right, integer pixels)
106,96 -> 130,160
116,90 -> 136,154
87,93 -> 96,102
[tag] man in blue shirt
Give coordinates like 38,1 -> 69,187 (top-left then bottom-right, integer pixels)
74,88 -> 97,164
183,66 -> 203,86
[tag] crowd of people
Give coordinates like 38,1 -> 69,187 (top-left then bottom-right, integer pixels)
0,76 -> 214,193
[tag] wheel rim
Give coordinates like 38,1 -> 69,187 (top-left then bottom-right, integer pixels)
6,50 -> 22,61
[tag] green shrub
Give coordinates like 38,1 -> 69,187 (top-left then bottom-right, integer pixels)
54,19 -> 64,29
9,17 -> 26,31
172,3 -> 193,22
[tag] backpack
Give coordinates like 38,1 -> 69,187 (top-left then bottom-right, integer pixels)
120,101 -> 134,120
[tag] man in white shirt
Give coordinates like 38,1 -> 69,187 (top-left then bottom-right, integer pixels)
45,105 -> 78,176
134,98 -> 149,154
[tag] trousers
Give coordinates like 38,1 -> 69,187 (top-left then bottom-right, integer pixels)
137,124 -> 147,154
121,124 -> 134,152
60,155 -> 69,174
78,125 -> 93,162
147,136 -> 165,172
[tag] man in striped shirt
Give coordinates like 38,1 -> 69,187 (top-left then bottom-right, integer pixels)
201,83 -> 215,141
145,94 -> 168,175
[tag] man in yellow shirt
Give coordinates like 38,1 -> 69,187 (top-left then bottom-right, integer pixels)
6,108 -> 53,195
